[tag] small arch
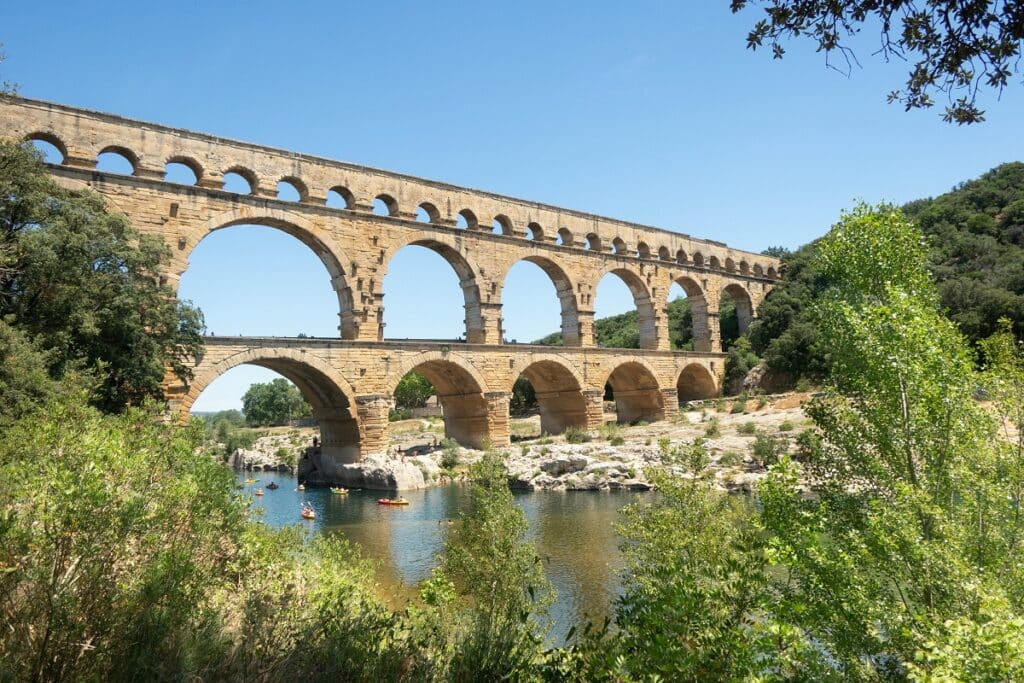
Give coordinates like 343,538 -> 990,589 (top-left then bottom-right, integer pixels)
456,209 -> 478,230
492,214 -> 513,236
709,255 -> 721,270
373,194 -> 399,217
677,363 -> 718,403
676,249 -> 688,264
25,132 -> 67,164
658,246 -> 671,261
277,176 -> 307,202
585,233 -> 602,251
526,222 -> 544,241
326,186 -> 353,209
767,266 -> 778,279
739,260 -> 750,275
223,166 -> 257,195
557,228 -> 573,246
637,242 -> 651,259
96,146 -> 138,175
725,257 -> 736,272
604,361 -> 664,424
692,252 -> 705,267
611,237 -> 627,255
753,263 -> 764,276
164,156 -> 202,185
416,202 -> 441,223
513,359 -> 588,435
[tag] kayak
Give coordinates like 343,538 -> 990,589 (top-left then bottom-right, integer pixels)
254,488 -> 265,496
266,482 -> 279,490
377,498 -> 410,506
301,507 -> 316,520
331,487 -> 349,495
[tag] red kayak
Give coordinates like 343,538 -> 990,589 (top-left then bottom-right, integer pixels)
377,498 -> 410,506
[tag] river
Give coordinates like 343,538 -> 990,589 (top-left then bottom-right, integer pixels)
240,470 -> 648,641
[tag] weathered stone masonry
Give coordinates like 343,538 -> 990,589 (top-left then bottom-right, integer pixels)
0,97 -> 779,471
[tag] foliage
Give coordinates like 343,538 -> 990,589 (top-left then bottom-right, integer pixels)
732,0 -> 1024,124
389,407 -> 413,421
749,163 -> 1024,386
429,451 -> 553,679
704,417 -> 721,438
0,140 -> 205,412
564,425 -> 591,443
439,438 -> 460,470
758,203 -> 1024,678
0,317 -> 61,424
584,439 -> 779,680
752,431 -> 784,467
724,336 -> 759,394
394,370 -> 434,409
510,375 -> 538,415
737,420 -> 758,435
241,377 -> 311,426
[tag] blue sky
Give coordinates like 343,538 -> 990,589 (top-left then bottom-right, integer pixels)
5,1 -> 1023,411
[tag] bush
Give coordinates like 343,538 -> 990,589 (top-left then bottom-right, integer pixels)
388,407 -> 412,421
440,438 -> 460,470
704,418 -> 721,438
795,377 -> 812,392
756,396 -> 768,409
599,422 -> 622,442
737,421 -> 758,435
564,426 -> 591,444
609,435 -> 625,446
752,432 -> 784,467
719,451 -> 745,466
730,399 -> 747,414
778,420 -> 794,432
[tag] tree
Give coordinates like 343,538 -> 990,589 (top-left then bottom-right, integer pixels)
241,378 -> 311,426
393,370 -> 434,409
759,204 -> 1024,677
0,141 -> 205,412
732,1 -> 1024,123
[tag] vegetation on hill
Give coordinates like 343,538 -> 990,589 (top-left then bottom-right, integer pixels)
751,162 -> 1024,386
240,377 -> 312,426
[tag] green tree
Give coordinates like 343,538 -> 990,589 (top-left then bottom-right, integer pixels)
241,377 -> 311,426
759,204 -> 1024,678
732,1 -> 1024,124
0,140 -> 205,412
393,370 -> 435,409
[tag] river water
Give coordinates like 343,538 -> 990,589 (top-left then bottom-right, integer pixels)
240,471 -> 648,640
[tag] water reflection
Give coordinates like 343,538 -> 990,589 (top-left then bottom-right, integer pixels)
239,471 -> 645,637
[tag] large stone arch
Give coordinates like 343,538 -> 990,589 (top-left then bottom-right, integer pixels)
676,362 -> 719,402
601,359 -> 665,424
387,351 -> 493,449
178,207 -> 357,338
182,347 -> 362,464
669,274 -> 712,352
510,355 -> 588,434
594,265 -> 659,350
721,281 -> 754,335
381,236 -> 488,343
498,255 -> 582,346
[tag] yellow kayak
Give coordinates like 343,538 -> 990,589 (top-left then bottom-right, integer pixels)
331,487 -> 349,495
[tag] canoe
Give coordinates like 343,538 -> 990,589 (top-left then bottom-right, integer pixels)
331,487 -> 349,495
301,508 -> 316,520
266,482 -> 279,490
377,498 -> 410,506
254,489 -> 264,496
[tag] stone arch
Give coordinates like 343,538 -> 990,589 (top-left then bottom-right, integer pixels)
389,352 -> 491,448
709,255 -> 721,270
278,175 -> 309,202
381,237 -> 486,343
373,193 -> 399,216
658,246 -> 671,261
457,208 -> 479,230
417,201 -> 442,223
693,251 -> 705,267
637,242 -> 651,259
180,207 -> 356,338
557,227 -> 574,246
671,275 -> 713,352
602,359 -> 664,424
595,266 -> 659,350
676,362 -> 718,402
526,221 -> 544,241
676,249 -> 688,264
612,236 -> 628,254
753,263 -> 764,276
165,155 -> 203,185
492,214 -> 514,236
739,260 -> 750,275
223,165 -> 259,194
327,185 -> 354,209
181,348 -> 361,464
767,266 -> 778,279
585,233 -> 602,251
725,257 -> 737,272
499,255 -> 581,346
722,282 -> 754,334
24,131 -> 68,163
96,145 -> 138,174
512,357 -> 588,434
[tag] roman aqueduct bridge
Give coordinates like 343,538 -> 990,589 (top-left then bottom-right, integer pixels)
1,97 -> 779,469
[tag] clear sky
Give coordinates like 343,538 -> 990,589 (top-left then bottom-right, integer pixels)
4,1 -> 1023,411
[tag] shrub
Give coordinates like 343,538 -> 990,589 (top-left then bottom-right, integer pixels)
564,426 -> 591,444
388,407 -> 413,421
737,421 -> 758,435
520,445 -> 530,457
730,399 -> 747,414
757,396 -> 768,409
778,420 -> 794,432
752,432 -> 784,466
795,377 -> 812,392
715,398 -> 728,412
704,418 -> 721,438
609,435 -> 625,447
719,451 -> 745,466
599,422 -> 622,442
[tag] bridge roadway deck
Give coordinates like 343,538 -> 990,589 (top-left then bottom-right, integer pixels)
172,336 -> 724,468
